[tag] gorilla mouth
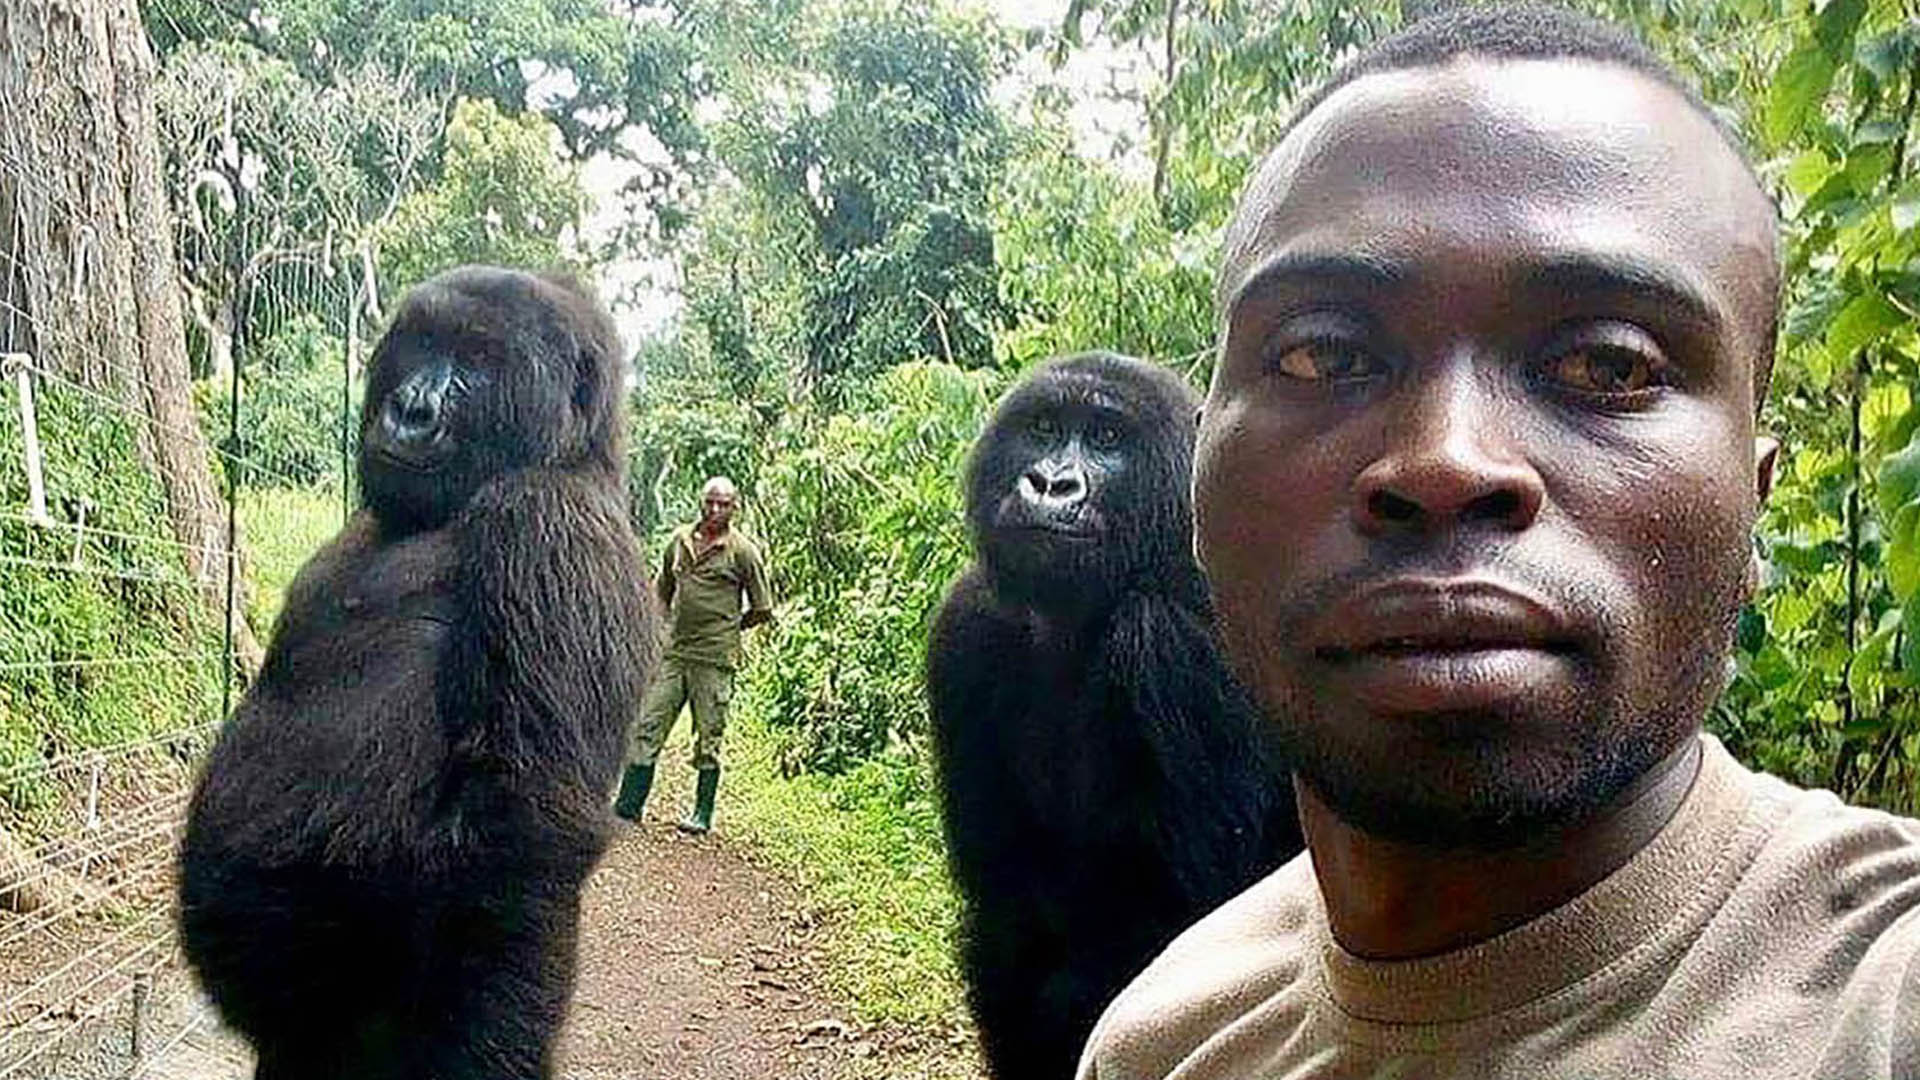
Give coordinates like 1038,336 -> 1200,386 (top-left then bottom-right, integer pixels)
1008,522 -> 1100,543
368,445 -> 448,474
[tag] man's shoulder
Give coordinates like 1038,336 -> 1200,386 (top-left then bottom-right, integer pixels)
1723,756 -> 1920,1073
1738,751 -> 1920,910
727,528 -> 765,562
1082,853 -> 1321,1078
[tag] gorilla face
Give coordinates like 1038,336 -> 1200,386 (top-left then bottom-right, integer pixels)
359,266 -> 624,533
966,353 -> 1197,611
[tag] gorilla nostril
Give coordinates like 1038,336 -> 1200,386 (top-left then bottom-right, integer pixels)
1370,490 -> 1421,523
400,396 -> 438,426
1050,474 -> 1085,500
1475,489 -> 1523,522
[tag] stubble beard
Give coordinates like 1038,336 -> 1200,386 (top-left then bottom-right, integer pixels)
1220,574 -> 1745,852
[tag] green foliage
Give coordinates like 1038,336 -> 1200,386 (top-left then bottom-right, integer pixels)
1059,0 -> 1392,227
239,486 -> 346,633
742,362 -> 995,772
705,0 -> 1013,389
378,99 -> 590,294
143,0 -> 708,192
0,383 -> 226,808
198,315 -> 355,491
992,124 -> 1215,369
1625,0 -> 1920,811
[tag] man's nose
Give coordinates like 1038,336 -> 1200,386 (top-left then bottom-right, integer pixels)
1351,359 -> 1544,536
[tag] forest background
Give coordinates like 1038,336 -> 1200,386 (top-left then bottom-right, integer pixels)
3,0 -> 1918,1038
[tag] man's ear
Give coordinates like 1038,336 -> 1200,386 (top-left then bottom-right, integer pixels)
1755,435 -> 1780,503
1745,434 -> 1782,600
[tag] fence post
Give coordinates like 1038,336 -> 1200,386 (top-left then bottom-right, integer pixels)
129,971 -> 151,1071
220,288 -> 243,721
4,352 -> 51,526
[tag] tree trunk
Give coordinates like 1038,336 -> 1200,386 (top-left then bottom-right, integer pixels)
0,0 -> 263,671
1151,0 -> 1179,217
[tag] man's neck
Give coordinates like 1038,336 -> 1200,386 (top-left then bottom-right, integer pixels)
1302,736 -> 1702,960
697,520 -> 729,541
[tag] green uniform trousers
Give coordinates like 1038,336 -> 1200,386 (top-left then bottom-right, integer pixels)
628,655 -> 733,771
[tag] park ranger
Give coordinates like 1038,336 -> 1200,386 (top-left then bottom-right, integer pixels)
615,476 -> 774,834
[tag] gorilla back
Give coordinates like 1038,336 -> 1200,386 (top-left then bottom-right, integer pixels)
928,352 -> 1301,1080
178,266 -> 657,1080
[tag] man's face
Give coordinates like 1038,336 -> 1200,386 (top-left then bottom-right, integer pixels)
1199,58 -> 1779,848
701,492 -> 736,528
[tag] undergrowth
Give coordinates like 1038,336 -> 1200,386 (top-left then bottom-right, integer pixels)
240,485 -> 344,630
714,704 -> 970,1033
0,382 -> 226,811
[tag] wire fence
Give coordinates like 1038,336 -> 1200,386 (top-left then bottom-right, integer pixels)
0,36 -> 363,1074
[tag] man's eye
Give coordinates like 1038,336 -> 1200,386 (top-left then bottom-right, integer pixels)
1270,340 -> 1382,382
1543,345 -> 1666,395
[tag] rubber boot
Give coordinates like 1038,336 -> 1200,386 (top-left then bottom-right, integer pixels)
678,767 -> 719,834
613,763 -> 655,822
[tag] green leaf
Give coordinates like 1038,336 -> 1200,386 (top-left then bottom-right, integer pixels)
1766,40 -> 1839,147
1889,272 -> 1920,312
1856,28 -> 1909,84
1886,502 -> 1920,600
1785,149 -> 1838,200
1814,0 -> 1868,57
1879,427 -> 1920,520
1903,594 -> 1920,673
1736,606 -> 1768,653
1840,717 -> 1887,739
1894,178 -> 1920,235
1841,144 -> 1895,193
1854,119 -> 1904,145
1785,279 -> 1849,347
1824,291 -> 1902,366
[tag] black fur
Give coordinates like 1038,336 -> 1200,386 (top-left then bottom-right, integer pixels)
927,352 -> 1302,1080
177,266 -> 657,1080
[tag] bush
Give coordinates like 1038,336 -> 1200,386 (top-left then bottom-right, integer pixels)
198,314 -> 354,492
0,380 -> 226,812
743,361 -> 997,772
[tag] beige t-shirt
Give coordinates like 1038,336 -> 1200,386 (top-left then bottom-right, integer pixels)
1078,735 -> 1920,1080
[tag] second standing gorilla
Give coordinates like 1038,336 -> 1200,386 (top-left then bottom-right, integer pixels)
928,352 -> 1302,1080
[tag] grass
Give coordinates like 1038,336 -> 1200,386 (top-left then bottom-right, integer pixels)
240,485 -> 346,628
712,706 -> 972,1031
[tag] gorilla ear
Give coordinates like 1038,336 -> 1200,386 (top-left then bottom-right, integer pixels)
570,331 -> 599,414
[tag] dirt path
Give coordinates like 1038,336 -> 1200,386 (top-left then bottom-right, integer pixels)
559,818 -> 970,1079
116,811 -> 977,1080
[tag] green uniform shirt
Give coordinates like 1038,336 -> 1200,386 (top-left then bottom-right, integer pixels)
657,524 -> 772,671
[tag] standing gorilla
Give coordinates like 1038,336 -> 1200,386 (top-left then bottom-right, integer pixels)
927,352 -> 1302,1080
177,266 -> 656,1080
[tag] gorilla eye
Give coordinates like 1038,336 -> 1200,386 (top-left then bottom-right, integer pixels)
1540,324 -> 1671,399
1087,423 -> 1124,450
1269,339 -> 1383,383
1030,415 -> 1060,440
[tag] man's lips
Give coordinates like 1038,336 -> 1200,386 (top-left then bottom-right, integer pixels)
1300,578 -> 1582,713
1309,578 -> 1577,659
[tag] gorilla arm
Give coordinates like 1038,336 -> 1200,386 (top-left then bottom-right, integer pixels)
928,569 -> 1032,899
442,468 -> 657,841
1102,588 -> 1297,905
